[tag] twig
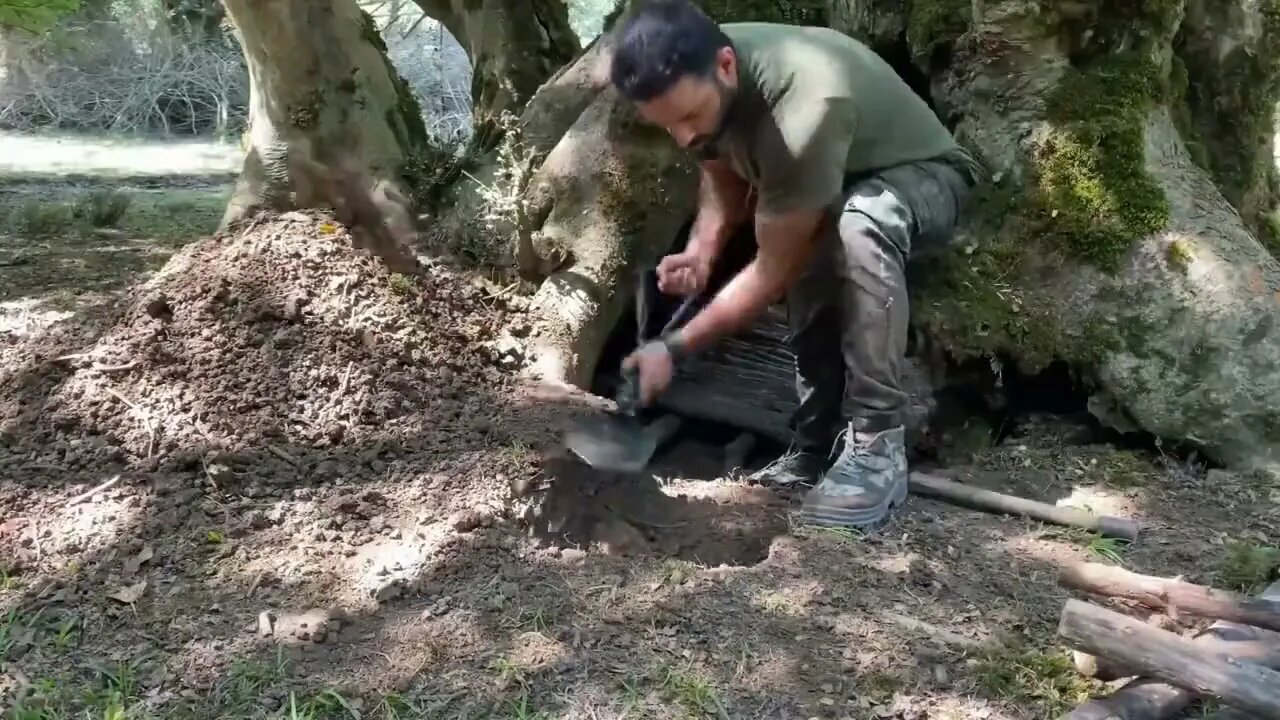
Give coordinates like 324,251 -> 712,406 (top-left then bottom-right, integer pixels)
29,522 -> 41,563
105,388 -> 157,457
91,360 -> 138,373
68,475 -> 121,505
265,444 -> 298,466
245,571 -> 264,599
338,361 -> 354,397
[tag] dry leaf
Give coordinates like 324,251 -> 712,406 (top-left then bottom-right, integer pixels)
108,580 -> 147,604
124,546 -> 154,574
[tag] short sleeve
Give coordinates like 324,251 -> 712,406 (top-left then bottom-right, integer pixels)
753,96 -> 856,216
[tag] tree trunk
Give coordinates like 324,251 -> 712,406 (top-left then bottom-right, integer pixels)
831,0 -> 1280,471
1174,0 -> 1280,254
412,0 -> 581,145
220,0 -> 426,272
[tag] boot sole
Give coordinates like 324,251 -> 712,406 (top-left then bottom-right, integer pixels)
799,476 -> 909,532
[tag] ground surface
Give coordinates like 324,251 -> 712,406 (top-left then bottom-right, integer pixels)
1,147 -> 1278,720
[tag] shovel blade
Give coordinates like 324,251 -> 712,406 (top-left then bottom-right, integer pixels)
563,413 -> 658,473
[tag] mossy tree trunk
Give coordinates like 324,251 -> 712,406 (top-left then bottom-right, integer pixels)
411,0 -> 581,146
221,0 -> 427,272
1174,0 -> 1280,253
830,0 -> 1280,469
426,0 -> 1280,469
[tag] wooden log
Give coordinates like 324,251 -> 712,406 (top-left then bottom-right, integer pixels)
1059,562 -> 1280,633
907,472 -> 1141,541
1062,580 -> 1280,720
1057,598 -> 1280,720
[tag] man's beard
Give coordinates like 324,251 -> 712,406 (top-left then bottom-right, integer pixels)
688,78 -> 738,151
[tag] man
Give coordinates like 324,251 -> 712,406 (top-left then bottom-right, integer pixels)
610,1 -> 981,530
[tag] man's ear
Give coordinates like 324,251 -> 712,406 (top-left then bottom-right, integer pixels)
715,46 -> 736,85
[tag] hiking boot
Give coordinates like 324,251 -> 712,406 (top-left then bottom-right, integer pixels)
800,424 -> 908,531
746,448 -> 828,489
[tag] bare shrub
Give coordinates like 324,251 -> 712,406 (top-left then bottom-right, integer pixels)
6,199 -> 76,236
0,19 -> 248,135
73,189 -> 132,228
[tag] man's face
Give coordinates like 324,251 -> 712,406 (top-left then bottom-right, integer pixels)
633,46 -> 738,151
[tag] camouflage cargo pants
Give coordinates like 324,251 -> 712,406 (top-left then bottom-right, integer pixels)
786,156 -> 976,452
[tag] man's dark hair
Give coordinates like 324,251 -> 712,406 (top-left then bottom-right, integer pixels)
609,0 -> 733,102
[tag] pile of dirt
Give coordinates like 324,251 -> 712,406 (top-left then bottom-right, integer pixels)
0,211 -> 549,533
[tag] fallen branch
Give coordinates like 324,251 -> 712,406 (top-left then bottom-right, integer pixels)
91,360 -> 139,373
105,387 -> 157,457
265,444 -> 299,466
1057,598 -> 1280,720
67,475 -> 121,505
908,472 -> 1140,541
1059,562 -> 1280,633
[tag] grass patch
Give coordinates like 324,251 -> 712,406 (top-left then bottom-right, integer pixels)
654,662 -> 728,719
1218,541 -> 1280,593
973,637 -> 1101,717
0,184 -> 229,304
6,648 -> 431,719
856,670 -> 904,704
2,186 -> 227,242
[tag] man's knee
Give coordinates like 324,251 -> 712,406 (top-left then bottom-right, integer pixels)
835,209 -> 908,303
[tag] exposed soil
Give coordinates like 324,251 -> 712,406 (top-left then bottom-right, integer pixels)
1,211 -> 1277,720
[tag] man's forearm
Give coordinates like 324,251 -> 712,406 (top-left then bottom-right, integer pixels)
670,208 -> 825,355
686,160 -> 752,260
673,258 -> 783,354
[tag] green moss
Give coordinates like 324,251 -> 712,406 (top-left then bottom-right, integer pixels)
695,0 -> 825,25
1032,53 -> 1168,271
906,0 -> 970,58
1166,238 -> 1194,273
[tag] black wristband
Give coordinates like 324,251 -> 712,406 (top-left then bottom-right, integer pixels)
659,331 -> 692,363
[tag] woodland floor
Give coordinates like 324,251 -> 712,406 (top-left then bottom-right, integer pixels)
0,169 -> 1278,720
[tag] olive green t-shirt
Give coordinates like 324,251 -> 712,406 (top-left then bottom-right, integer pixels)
700,22 -> 981,216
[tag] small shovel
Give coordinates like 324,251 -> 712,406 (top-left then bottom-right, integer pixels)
562,271 -> 701,473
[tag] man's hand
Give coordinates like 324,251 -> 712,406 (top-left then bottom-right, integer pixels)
671,207 -> 827,356
657,248 -> 713,296
621,340 -> 675,406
